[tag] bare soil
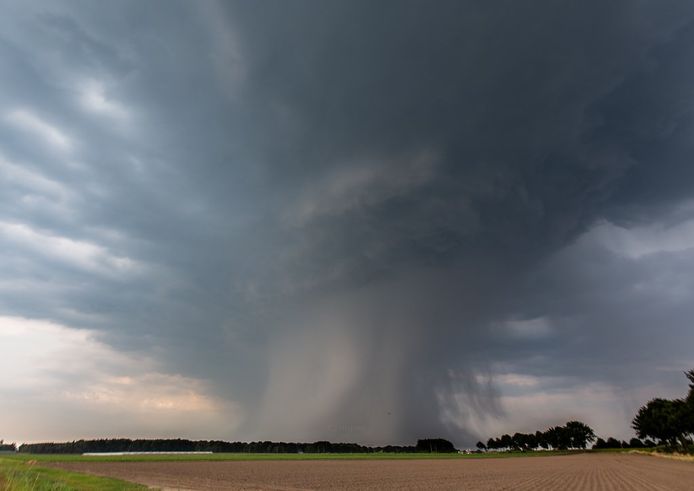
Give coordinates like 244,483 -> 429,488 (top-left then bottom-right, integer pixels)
51,453 -> 694,490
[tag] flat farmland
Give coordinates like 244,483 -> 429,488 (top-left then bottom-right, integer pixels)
50,453 -> 694,490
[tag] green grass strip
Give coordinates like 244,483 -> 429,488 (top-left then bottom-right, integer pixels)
0,458 -> 146,490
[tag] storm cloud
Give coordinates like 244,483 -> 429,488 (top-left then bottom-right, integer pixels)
2,0 -> 694,446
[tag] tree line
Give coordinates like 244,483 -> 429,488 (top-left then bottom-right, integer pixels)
592,437 -> 655,449
0,440 -> 16,452
478,420 -> 596,451
632,369 -> 694,450
18,438 -> 456,454
478,369 -> 694,453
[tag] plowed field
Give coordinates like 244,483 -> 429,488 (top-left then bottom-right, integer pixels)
52,453 -> 694,490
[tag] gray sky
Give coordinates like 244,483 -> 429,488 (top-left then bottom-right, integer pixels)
2,0 -> 694,446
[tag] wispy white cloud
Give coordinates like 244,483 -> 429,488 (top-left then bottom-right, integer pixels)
0,221 -> 140,276
5,109 -> 73,152
502,317 -> 553,339
0,153 -> 70,199
581,219 -> 694,258
79,79 -> 129,121
494,372 -> 542,388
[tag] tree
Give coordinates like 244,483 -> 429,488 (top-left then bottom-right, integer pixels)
632,398 -> 688,447
415,438 -> 457,453
684,370 -> 694,439
476,441 -> 486,451
686,369 -> 694,400
593,437 -> 623,449
605,437 -> 622,449
511,433 -> 526,451
592,438 -> 607,449
0,440 -> 16,452
631,369 -> 694,450
564,421 -> 596,449
628,438 -> 644,448
544,426 -> 570,450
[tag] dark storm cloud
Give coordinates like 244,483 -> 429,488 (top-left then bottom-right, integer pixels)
2,0 -> 694,445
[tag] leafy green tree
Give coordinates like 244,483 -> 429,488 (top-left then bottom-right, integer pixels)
511,432 -> 526,451
632,398 -> 687,447
631,369 -> 694,450
684,370 -> 694,439
544,426 -> 571,450
593,436 -> 622,449
628,438 -> 644,448
592,438 -> 607,449
415,438 -> 457,453
564,421 -> 596,449
0,440 -> 16,452
606,437 -> 622,448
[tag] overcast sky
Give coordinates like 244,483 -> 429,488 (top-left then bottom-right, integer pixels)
2,0 -> 694,447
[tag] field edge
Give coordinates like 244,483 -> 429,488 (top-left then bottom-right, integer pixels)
0,457 -> 147,490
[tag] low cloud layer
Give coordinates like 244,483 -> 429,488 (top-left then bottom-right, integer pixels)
2,0 -> 694,446
0,316 -> 239,442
